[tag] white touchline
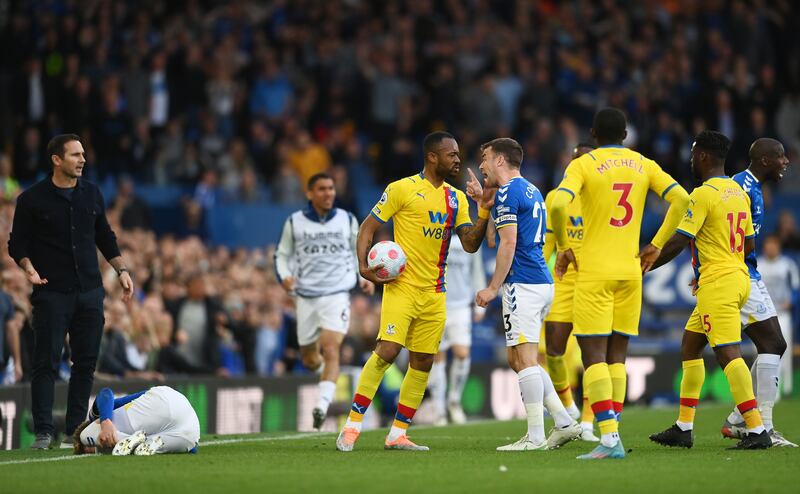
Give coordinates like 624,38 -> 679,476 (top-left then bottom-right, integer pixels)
0,420 -> 493,466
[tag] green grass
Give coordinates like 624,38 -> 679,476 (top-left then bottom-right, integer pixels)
2,400 -> 799,494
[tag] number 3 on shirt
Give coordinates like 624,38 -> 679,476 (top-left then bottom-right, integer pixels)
610,183 -> 633,227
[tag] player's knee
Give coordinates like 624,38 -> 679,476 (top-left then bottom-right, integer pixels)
452,346 -> 470,360
301,353 -> 322,370
321,343 -> 341,362
409,352 -> 434,372
375,340 -> 401,363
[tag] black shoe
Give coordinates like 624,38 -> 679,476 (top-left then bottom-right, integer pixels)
649,424 -> 693,448
30,433 -> 53,450
312,407 -> 326,431
728,430 -> 772,450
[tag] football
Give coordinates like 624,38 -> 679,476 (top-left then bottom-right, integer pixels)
367,241 -> 407,279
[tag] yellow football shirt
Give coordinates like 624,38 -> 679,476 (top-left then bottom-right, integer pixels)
676,177 -> 753,286
544,189 -> 583,281
371,172 -> 472,292
556,145 -> 679,281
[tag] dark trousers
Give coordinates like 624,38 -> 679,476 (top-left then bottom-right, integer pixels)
30,286 -> 104,436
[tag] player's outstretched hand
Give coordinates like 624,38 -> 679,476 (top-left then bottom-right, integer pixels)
637,243 -> 662,274
475,286 -> 498,308
359,278 -> 375,295
360,264 -> 397,285
555,248 -> 578,280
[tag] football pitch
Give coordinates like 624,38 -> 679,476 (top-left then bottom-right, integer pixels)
2,400 -> 798,494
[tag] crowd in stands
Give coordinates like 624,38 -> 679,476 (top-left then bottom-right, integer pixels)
1,1 -> 800,383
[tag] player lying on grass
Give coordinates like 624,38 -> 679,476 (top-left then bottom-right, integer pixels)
73,385 -> 200,455
649,131 -> 771,450
475,137 -> 581,451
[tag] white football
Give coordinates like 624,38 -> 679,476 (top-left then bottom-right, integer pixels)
367,241 -> 407,279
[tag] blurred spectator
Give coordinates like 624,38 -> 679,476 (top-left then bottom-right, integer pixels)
757,235 -> 799,394
0,154 -> 20,200
109,177 -> 152,231
163,274 -> 225,375
776,210 -> 800,251
287,130 -> 332,187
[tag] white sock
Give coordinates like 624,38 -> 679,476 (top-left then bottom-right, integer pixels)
316,380 -> 336,414
428,361 -> 448,417
755,353 -> 781,431
601,431 -> 620,448
315,361 -> 326,375
581,421 -> 594,432
518,366 -> 545,444
344,418 -> 363,431
388,425 -> 407,441
538,367 -> 575,428
448,357 -> 471,405
676,421 -> 693,431
566,403 -> 581,421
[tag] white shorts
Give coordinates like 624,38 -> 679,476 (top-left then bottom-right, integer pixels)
740,279 -> 777,327
502,283 -> 554,347
81,386 -> 200,453
440,306 -> 472,350
296,292 -> 351,346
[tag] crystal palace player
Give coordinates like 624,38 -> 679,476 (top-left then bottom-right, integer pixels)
475,137 -> 582,451
336,132 -> 493,452
543,142 -> 599,442
550,108 -> 690,459
722,138 -> 796,447
649,131 -> 771,450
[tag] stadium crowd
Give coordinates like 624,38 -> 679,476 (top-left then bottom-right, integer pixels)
0,0 -> 799,383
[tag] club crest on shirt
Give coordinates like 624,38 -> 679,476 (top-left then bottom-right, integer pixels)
385,323 -> 396,335
448,194 -> 458,209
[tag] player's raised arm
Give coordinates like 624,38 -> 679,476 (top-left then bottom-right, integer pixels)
458,168 -> 496,253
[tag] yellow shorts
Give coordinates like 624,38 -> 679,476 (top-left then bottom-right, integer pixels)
573,279 -> 642,337
545,276 -> 575,323
685,271 -> 750,347
378,282 -> 446,354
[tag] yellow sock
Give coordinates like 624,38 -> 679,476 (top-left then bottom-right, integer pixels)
580,393 -> 593,423
724,358 -> 764,433
391,367 -> 430,432
347,353 -> 391,424
546,354 -> 574,408
609,363 -> 626,419
677,359 -> 704,427
584,363 -> 617,436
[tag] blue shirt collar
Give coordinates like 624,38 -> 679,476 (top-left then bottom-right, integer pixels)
303,203 -> 337,223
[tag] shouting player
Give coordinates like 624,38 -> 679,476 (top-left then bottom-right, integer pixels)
649,130 -> 772,450
336,131 -> 494,452
721,138 -> 796,447
475,138 -> 581,451
550,108 -> 690,459
74,386 -> 200,455
275,172 -> 374,430
428,233 -> 486,425
544,142 -> 599,442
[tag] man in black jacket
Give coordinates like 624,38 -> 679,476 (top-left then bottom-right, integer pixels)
8,134 -> 134,449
